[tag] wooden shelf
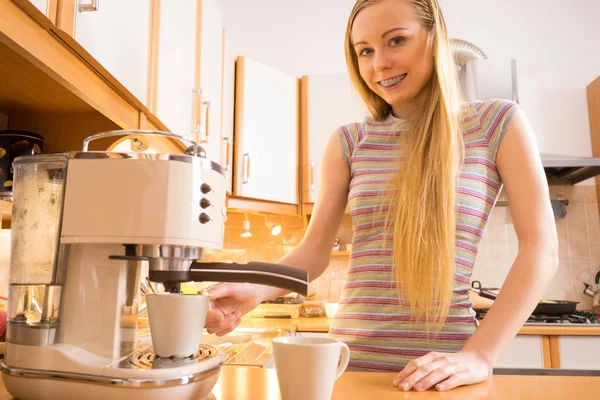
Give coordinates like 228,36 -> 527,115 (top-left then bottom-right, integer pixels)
0,0 -> 139,128
227,196 -> 300,216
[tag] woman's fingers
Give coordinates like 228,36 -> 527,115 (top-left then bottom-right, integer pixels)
393,352 -> 446,387
205,311 -> 241,335
435,372 -> 472,391
395,355 -> 456,391
412,363 -> 463,391
213,313 -> 243,336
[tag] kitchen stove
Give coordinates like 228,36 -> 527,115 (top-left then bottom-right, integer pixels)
475,310 -> 599,324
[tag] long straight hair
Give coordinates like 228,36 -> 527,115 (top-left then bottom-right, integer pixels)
345,0 -> 464,334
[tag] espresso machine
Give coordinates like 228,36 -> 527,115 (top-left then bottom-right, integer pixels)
1,131 -> 308,400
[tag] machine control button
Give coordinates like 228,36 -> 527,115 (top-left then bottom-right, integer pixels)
200,183 -> 212,194
200,198 -> 211,209
199,213 -> 211,224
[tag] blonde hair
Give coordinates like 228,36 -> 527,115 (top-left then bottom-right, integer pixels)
345,0 -> 464,334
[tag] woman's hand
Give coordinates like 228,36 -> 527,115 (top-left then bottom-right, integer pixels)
392,350 -> 492,391
202,283 -> 264,336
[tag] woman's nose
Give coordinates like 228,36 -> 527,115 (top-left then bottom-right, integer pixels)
373,50 -> 392,72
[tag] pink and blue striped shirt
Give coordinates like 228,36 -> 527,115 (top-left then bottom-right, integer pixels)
328,99 -> 519,372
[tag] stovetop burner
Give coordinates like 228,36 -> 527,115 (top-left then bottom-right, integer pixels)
475,310 -> 599,324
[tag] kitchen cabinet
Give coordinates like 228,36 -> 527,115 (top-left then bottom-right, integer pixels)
12,0 -> 58,25
154,0 -> 197,139
587,76 -> 600,212
557,336 -> 600,369
233,56 -> 299,205
220,30 -> 235,194
197,0 -> 224,165
494,335 -> 545,369
300,73 -> 367,210
71,0 -> 152,107
154,0 -> 224,166
27,0 -> 50,15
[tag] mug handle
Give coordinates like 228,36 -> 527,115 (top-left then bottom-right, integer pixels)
334,343 -> 350,380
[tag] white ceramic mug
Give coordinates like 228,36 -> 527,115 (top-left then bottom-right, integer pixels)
272,336 -> 350,400
145,293 -> 209,358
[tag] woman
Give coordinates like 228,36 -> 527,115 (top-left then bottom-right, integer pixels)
204,0 -> 558,392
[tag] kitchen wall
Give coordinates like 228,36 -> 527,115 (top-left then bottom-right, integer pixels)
217,0 -> 600,166
473,185 -> 600,311
224,184 -> 600,310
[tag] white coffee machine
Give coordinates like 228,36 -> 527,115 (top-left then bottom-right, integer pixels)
1,131 -> 308,400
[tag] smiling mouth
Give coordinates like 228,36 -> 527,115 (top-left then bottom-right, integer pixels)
378,74 -> 407,88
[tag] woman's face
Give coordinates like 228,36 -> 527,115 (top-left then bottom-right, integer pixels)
352,0 -> 434,119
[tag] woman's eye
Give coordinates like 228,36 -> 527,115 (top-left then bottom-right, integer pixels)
390,37 -> 405,46
359,48 -> 373,57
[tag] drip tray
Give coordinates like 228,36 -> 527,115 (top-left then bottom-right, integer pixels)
119,344 -> 218,370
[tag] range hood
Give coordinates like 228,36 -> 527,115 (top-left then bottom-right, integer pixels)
541,153 -> 600,185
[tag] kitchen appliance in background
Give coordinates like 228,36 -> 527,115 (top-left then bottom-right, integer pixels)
0,130 -> 43,201
1,131 -> 308,400
451,40 -> 600,185
470,281 -> 599,325
450,39 -> 519,104
583,271 -> 600,313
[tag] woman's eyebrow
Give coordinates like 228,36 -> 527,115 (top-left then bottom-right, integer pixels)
354,27 -> 409,47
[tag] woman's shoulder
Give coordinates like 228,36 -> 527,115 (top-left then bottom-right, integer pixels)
461,99 -> 520,126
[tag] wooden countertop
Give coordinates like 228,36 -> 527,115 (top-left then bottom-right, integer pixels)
239,316 -> 600,335
0,367 -> 597,400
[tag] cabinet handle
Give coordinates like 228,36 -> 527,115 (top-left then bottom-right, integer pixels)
191,88 -> 203,142
222,137 -> 231,171
78,0 -> 99,12
199,101 -> 211,144
309,162 -> 315,191
243,153 -> 251,184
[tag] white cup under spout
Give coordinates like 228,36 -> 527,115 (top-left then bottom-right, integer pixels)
145,293 -> 209,358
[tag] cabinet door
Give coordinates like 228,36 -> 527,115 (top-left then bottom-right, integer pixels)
74,0 -> 150,106
13,0 -> 57,26
221,30 -> 235,194
494,335 -> 544,368
198,0 -> 223,165
559,336 -> 600,369
306,73 -> 367,203
235,57 -> 298,204
155,0 -> 197,139
28,0 -> 48,15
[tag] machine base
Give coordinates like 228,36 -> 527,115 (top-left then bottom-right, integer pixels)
2,368 -> 220,400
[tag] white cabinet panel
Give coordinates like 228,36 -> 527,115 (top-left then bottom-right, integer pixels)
198,0 -> 223,165
29,0 -> 48,15
494,335 -> 544,369
155,0 -> 197,139
75,0 -> 150,105
559,336 -> 600,369
238,58 -> 298,204
306,73 -> 367,203
221,30 -> 235,194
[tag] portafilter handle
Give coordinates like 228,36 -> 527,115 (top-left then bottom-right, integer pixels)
148,261 -> 309,296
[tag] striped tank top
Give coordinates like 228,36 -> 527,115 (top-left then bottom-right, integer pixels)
328,99 -> 519,372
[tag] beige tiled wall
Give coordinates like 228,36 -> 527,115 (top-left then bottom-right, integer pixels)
224,184 -> 600,310
473,185 -> 600,311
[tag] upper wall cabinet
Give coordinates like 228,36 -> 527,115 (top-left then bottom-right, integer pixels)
155,0 -> 198,138
234,57 -> 299,205
301,73 -> 367,205
154,0 -> 224,166
198,0 -> 224,165
220,30 -> 236,194
12,0 -> 58,25
12,0 -> 59,29
72,0 -> 151,107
